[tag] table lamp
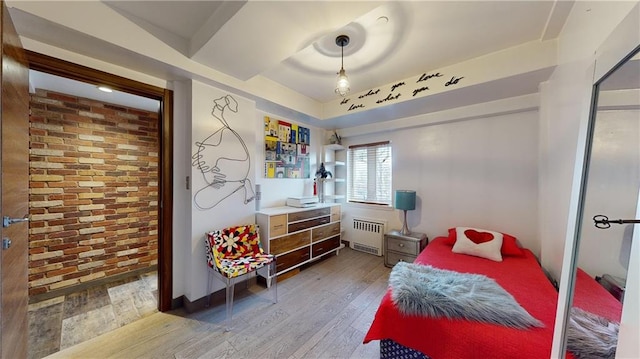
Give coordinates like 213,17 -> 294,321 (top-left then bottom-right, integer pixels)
395,190 -> 416,235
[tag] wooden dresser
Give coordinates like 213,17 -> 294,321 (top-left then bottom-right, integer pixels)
256,203 -> 342,277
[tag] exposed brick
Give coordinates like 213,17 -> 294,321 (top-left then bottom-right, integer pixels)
29,91 -> 159,296
29,263 -> 64,275
80,272 -> 105,282
49,278 -> 80,290
30,175 -> 64,182
46,266 -> 77,277
78,193 -> 105,199
78,249 -> 105,258
79,227 -> 105,234
29,225 -> 64,235
78,181 -> 105,187
30,250 -> 64,261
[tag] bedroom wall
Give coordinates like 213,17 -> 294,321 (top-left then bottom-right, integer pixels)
340,98 -> 540,256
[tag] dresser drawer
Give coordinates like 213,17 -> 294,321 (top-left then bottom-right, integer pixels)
288,216 -> 330,233
331,205 -> 340,216
386,251 -> 416,267
288,207 -> 330,222
270,231 -> 310,255
386,235 -> 420,256
311,236 -> 340,257
311,222 -> 340,242
276,247 -> 310,272
269,214 -> 287,237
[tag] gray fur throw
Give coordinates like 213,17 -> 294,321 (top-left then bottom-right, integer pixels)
567,307 -> 618,359
389,262 -> 544,329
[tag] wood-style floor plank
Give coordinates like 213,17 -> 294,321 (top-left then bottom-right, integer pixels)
46,248 -> 391,359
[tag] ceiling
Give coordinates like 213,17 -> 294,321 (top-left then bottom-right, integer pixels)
9,1 -> 574,125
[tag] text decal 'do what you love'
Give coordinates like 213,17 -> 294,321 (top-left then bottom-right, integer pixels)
339,72 -> 465,112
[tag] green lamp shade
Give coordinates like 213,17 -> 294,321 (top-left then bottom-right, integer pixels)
395,190 -> 416,210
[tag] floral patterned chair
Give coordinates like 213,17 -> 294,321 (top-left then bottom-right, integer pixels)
205,224 -> 277,331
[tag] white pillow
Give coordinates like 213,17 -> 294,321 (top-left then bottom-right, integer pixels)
452,227 -> 504,262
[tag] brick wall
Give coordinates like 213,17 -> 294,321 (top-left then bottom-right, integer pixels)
28,89 -> 159,297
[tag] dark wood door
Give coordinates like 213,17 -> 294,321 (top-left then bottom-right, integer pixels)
0,2 -> 30,357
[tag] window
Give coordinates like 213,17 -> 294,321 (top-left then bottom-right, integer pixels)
347,141 -> 392,205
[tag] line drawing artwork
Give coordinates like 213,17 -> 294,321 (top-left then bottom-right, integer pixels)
191,94 -> 255,210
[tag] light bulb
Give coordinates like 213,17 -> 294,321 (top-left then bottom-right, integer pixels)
335,68 -> 350,97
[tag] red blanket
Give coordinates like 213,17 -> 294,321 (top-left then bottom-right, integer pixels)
364,236 -> 560,358
572,267 -> 622,323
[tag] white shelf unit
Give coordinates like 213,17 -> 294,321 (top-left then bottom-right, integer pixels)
321,144 -> 346,203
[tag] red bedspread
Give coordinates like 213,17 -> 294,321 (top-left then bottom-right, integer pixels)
573,267 -> 622,323
364,236 -> 560,359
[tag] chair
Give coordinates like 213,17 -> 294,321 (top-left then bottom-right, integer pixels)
205,224 -> 277,331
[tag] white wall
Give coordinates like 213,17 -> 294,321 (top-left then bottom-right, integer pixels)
341,104 -> 540,255
181,80 -> 258,301
542,2 -> 640,357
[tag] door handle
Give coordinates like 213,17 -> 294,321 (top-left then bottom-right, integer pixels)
3,215 -> 29,228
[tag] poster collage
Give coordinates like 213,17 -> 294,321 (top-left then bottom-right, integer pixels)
264,116 -> 311,179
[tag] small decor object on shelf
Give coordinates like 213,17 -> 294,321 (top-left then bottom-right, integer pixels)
329,130 -> 342,145
315,162 -> 333,179
395,190 -> 416,235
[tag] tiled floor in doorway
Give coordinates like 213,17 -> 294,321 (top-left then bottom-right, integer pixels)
27,271 -> 158,359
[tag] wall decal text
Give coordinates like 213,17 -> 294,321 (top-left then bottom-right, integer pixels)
445,76 -> 464,86
358,89 -> 380,99
376,93 -> 401,104
391,82 -> 405,92
417,72 -> 443,82
412,86 -> 429,97
348,103 -> 365,111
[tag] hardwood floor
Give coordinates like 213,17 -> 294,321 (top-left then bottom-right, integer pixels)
46,247 -> 390,358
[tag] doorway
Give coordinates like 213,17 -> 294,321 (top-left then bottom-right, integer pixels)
25,52 -> 173,355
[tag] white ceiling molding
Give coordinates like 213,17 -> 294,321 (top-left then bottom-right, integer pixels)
338,93 -> 540,139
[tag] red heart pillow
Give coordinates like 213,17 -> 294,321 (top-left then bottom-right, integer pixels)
464,229 -> 495,244
445,227 -> 525,257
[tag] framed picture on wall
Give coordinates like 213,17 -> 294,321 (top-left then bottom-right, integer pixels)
264,116 -> 311,179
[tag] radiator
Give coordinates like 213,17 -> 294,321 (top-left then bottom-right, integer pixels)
350,217 -> 386,256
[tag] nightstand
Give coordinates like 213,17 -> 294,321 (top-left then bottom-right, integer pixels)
384,230 -> 428,268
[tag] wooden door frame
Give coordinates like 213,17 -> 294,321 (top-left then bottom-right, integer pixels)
26,51 -> 173,312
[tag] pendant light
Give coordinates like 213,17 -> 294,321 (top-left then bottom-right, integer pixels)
334,35 -> 350,97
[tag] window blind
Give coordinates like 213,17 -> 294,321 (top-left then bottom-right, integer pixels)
347,141 -> 392,205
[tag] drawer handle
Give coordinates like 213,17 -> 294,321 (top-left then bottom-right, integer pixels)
398,243 -> 404,247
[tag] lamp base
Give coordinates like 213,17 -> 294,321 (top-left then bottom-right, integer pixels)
400,209 -> 411,235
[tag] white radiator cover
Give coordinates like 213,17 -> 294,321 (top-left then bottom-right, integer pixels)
350,217 -> 386,256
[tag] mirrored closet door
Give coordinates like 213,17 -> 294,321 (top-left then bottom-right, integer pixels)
564,47 -> 640,359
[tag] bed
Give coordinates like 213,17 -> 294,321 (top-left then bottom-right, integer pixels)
363,228 -> 623,359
